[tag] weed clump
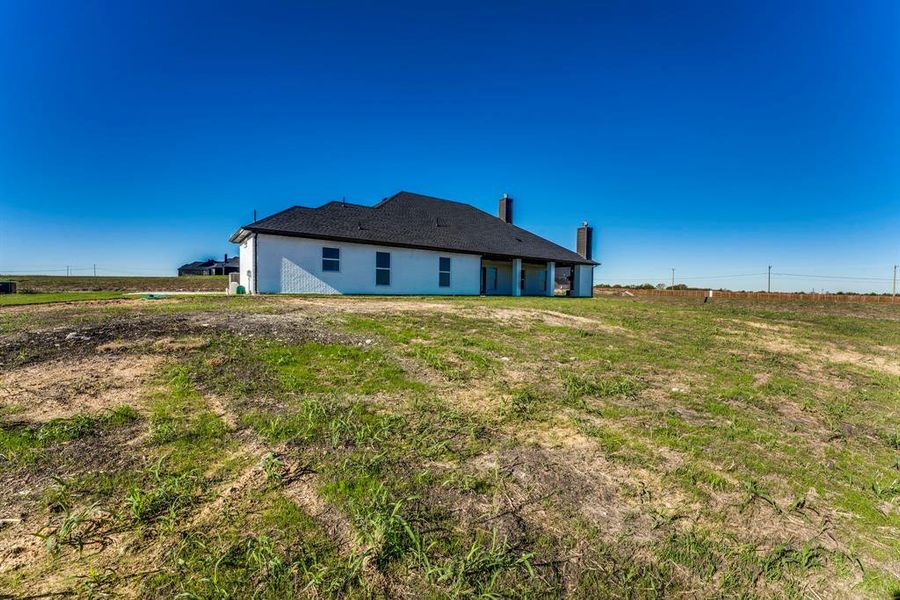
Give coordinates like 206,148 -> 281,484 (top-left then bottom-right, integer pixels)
564,374 -> 642,401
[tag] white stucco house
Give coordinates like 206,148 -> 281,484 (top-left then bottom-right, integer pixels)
228,191 -> 596,296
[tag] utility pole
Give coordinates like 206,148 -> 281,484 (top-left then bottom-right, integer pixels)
671,268 -> 675,288
66,265 -> 70,277
93,264 -> 97,277
893,264 -> 897,302
767,265 -> 772,293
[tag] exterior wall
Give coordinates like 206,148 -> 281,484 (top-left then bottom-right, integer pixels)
482,260 -> 512,295
572,264 -> 594,297
545,262 -> 555,297
253,234 -> 481,295
239,234 -> 256,292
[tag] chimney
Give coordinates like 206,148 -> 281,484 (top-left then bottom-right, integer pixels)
498,193 -> 513,224
577,221 -> 593,260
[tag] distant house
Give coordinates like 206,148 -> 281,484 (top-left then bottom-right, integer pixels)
228,191 -> 596,296
178,254 -> 240,276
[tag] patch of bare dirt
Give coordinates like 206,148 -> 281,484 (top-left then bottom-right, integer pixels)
0,423 -> 144,576
723,323 -> 897,384
187,438 -> 361,557
791,360 -> 853,393
452,387 -> 507,413
97,335 -> 210,353
819,345 -> 900,376
477,307 -> 629,334
717,485 -> 851,565
733,319 -> 797,334
0,312 -> 354,370
0,354 -> 163,422
283,297 -> 457,315
483,419 -> 858,587
290,297 -> 630,335
754,335 -> 900,377
282,468 -> 361,553
203,393 -> 241,430
773,400 -> 834,443
381,349 -> 450,389
726,315 -> 900,377
184,391 -> 386,589
202,393 -> 363,554
474,424 -> 692,543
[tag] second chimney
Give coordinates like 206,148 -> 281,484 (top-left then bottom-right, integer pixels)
498,194 -> 513,224
577,221 -> 593,260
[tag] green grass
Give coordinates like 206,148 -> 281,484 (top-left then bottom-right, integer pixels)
147,365 -> 231,471
342,313 -> 508,381
1,294 -> 898,598
0,291 -> 126,305
262,341 -> 424,395
145,489 -> 367,598
0,406 -> 139,463
0,274 -> 227,293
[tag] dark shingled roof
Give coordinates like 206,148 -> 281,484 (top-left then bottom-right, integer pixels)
230,191 -> 595,265
178,256 -> 240,271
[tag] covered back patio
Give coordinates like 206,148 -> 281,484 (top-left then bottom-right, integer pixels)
479,256 -> 593,297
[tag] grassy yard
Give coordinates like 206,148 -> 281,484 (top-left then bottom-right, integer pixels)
0,291 -> 126,306
0,274 -> 227,293
0,294 -> 897,598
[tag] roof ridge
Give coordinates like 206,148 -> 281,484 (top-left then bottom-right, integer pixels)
379,190 -> 499,216
319,199 -> 371,209
243,204 -> 302,229
372,191 -> 406,208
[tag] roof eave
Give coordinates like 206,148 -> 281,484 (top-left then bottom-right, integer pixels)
229,228 -> 251,244
246,228 -> 597,265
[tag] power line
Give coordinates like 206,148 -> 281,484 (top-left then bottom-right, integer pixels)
601,273 -> 766,281
0,269 -> 70,274
599,271 -> 894,283
773,272 -> 893,282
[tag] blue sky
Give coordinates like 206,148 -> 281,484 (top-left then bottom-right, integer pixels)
1,0 -> 898,292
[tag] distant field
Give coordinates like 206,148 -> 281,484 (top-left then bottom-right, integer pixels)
0,274 -> 227,293
0,291 -> 126,306
0,294 -> 897,598
599,286 -> 898,304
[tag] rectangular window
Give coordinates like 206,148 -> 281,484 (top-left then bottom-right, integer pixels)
375,251 -> 390,285
439,257 -> 451,287
520,267 -> 526,291
322,247 -> 340,272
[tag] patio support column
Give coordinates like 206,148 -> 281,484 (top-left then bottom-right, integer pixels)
546,261 -> 555,296
512,258 -> 522,297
